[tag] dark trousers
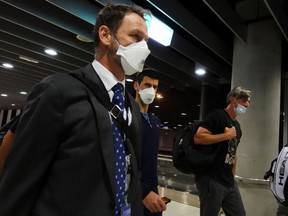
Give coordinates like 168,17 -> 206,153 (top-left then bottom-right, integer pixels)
196,175 -> 246,216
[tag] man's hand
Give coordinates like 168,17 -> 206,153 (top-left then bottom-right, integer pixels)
143,191 -> 167,212
224,126 -> 236,140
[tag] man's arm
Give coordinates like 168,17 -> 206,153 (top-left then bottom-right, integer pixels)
0,130 -> 15,173
194,126 -> 237,145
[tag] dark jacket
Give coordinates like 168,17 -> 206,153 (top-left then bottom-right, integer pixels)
0,64 -> 143,216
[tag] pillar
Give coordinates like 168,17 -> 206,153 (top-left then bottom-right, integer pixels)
233,19 -> 282,216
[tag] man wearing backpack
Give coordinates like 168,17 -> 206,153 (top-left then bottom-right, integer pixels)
194,86 -> 252,216
134,68 -> 167,216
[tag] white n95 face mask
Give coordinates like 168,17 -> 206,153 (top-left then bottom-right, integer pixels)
139,87 -> 155,104
116,40 -> 151,76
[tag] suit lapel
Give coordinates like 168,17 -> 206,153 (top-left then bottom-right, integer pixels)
78,64 -> 116,196
76,64 -> 142,199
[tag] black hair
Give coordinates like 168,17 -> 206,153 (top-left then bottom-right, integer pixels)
93,3 -> 151,48
136,68 -> 159,84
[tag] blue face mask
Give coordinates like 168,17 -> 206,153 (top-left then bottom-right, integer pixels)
234,103 -> 247,115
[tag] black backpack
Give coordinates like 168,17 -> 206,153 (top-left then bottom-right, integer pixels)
172,121 -> 218,175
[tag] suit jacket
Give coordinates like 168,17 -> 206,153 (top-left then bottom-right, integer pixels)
0,64 -> 143,216
141,113 -> 161,199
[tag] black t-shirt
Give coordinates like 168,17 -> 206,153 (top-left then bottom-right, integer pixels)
201,109 -> 242,186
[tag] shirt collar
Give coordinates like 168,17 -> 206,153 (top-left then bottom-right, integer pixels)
91,60 -> 126,92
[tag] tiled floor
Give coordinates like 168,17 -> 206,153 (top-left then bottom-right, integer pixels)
158,187 -> 200,216
157,155 -> 200,215
163,200 -> 200,216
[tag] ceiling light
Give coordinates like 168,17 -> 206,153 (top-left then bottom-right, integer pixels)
76,35 -> 93,43
145,14 -> 174,46
154,105 -> 160,108
181,112 -> 187,116
195,62 -> 206,76
156,93 -> 163,99
195,68 -> 206,75
2,63 -> 14,68
19,55 -> 39,64
11,104 -> 15,107
45,49 -> 57,56
20,91 -> 27,95
125,78 -> 134,82
1,94 -> 8,97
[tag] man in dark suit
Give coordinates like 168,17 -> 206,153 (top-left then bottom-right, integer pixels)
0,3 -> 151,216
134,69 -> 167,215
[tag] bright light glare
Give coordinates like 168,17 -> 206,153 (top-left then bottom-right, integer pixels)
195,68 -> 206,75
45,49 -> 57,56
156,93 -> 163,99
2,63 -> 14,68
1,94 -> 8,97
125,78 -> 134,82
145,15 -> 174,46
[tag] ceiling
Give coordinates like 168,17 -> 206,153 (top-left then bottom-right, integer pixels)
1,0 -> 288,129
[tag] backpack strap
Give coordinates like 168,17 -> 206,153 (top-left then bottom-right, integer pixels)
68,71 -> 129,135
263,158 -> 277,180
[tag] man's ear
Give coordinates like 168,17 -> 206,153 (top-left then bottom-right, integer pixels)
98,25 -> 112,46
231,98 -> 237,107
133,81 -> 139,92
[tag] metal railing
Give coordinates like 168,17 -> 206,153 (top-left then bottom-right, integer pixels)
157,154 -> 270,187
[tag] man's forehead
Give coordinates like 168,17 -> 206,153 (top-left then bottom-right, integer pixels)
237,98 -> 250,102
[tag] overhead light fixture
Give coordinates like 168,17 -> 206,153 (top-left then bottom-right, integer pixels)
1,94 -> 8,97
125,78 -> 134,82
195,68 -> 206,75
11,104 -> 15,107
156,93 -> 163,99
145,14 -> 174,46
195,63 -> 206,75
162,125 -> 169,130
2,63 -> 14,68
19,55 -> 39,64
76,35 -> 93,43
154,105 -> 160,108
45,48 -> 57,56
20,91 -> 27,95
181,112 -> 187,116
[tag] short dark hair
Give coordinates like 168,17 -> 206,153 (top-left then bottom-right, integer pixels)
136,68 -> 159,84
226,86 -> 252,104
93,3 -> 151,48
